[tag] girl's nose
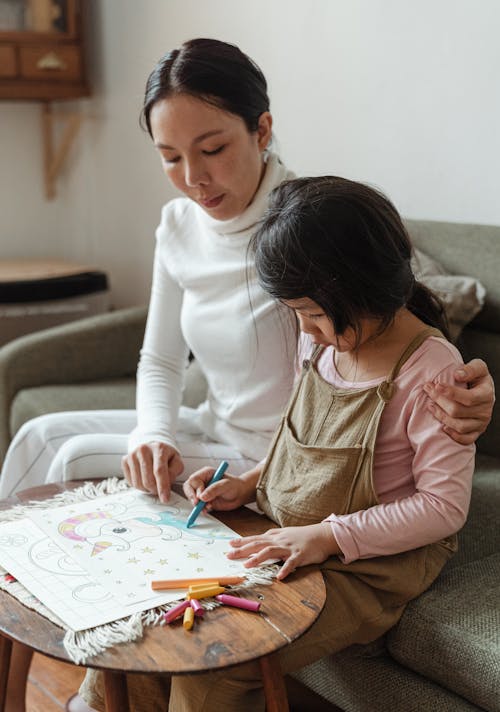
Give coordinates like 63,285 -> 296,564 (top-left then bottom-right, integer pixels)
297,314 -> 316,335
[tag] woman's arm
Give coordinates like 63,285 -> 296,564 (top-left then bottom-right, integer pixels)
424,359 -> 495,444
124,211 -> 190,501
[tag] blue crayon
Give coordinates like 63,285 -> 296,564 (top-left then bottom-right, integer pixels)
186,460 -> 228,528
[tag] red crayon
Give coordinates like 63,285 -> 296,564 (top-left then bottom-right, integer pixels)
190,599 -> 204,617
163,599 -> 191,624
215,593 -> 261,612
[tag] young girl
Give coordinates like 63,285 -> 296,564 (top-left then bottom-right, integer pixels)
177,176 -> 475,711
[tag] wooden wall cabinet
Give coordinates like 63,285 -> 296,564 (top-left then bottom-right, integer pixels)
0,0 -> 88,100
0,0 -> 89,198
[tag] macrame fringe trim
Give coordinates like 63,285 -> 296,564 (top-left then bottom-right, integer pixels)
0,478 -> 279,664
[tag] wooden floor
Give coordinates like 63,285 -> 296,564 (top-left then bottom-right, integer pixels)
26,653 -> 85,712
25,653 -> 340,712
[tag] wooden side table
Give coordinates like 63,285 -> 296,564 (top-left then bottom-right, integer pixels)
0,482 -> 326,712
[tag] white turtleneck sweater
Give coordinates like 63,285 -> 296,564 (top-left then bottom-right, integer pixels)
128,154 -> 296,460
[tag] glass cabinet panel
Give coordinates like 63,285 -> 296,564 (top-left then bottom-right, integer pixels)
0,1 -> 70,36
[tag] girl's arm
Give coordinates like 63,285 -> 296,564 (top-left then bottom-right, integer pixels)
424,359 -> 495,444
228,523 -> 341,579
183,463 -> 263,511
327,360 -> 475,564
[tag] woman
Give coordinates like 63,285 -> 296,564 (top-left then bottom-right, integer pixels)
1,39 -> 494,712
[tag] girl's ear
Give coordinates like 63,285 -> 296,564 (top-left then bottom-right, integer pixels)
256,111 -> 273,151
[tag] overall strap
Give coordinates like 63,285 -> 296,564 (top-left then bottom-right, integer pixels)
303,344 -> 325,368
388,327 -> 444,383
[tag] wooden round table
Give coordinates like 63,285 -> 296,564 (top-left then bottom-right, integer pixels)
0,482 -> 326,712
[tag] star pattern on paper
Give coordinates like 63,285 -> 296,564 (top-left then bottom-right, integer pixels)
187,552 -> 201,560
127,557 -> 140,564
144,568 -> 155,575
158,559 -> 168,565
141,547 -> 154,554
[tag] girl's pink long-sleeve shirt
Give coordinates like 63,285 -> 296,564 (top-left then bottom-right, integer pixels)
299,335 -> 475,564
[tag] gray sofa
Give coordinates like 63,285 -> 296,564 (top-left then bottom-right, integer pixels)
0,219 -> 498,711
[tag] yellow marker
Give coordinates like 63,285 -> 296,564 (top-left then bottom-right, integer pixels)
187,584 -> 226,600
188,582 -> 227,591
151,576 -> 245,590
183,605 -> 195,630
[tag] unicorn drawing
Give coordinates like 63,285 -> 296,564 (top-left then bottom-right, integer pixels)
58,511 -> 162,556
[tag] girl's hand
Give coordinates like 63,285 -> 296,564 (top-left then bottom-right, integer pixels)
122,442 -> 183,503
228,523 -> 341,579
183,466 -> 256,512
424,359 -> 495,445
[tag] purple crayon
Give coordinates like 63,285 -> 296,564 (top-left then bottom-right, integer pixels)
163,599 -> 191,624
215,593 -> 261,612
190,598 -> 205,617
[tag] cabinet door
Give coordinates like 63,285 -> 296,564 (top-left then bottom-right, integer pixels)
0,46 -> 17,76
19,45 -> 81,80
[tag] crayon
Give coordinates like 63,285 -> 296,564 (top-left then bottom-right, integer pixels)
163,599 -> 191,624
215,594 -> 261,612
151,576 -> 245,590
183,605 -> 195,630
190,599 -> 204,617
187,584 -> 226,600
186,460 -> 228,528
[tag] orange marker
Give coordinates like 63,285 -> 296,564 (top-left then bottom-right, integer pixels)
187,584 -> 226,600
151,576 -> 245,591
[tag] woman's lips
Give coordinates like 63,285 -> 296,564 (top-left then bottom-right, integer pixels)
200,194 -> 224,209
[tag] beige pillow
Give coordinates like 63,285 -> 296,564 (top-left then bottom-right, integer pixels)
411,248 -> 486,342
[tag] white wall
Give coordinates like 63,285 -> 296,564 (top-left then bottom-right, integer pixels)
1,0 -> 499,307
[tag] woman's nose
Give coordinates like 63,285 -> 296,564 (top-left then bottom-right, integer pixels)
184,158 -> 209,187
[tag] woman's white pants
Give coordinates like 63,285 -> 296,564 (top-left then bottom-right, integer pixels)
0,409 -> 257,498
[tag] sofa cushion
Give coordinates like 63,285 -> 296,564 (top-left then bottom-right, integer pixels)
293,644 -> 481,711
448,454 -> 500,569
10,379 -> 137,436
387,553 -> 500,712
411,248 -> 486,341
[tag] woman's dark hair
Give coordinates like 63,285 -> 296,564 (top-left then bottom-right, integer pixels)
141,38 -> 270,137
251,176 -> 449,345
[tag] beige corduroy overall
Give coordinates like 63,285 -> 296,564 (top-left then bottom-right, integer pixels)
83,328 -> 457,712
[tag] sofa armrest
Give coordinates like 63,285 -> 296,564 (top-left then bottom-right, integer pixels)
0,305 -> 147,464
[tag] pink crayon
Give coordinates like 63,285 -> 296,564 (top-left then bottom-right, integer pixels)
190,599 -> 204,617
163,599 -> 191,624
215,594 -> 261,612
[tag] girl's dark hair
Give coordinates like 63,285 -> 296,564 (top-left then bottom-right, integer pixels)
141,38 -> 270,137
251,176 -> 449,344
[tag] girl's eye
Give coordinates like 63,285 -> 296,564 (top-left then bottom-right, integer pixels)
162,155 -> 180,165
203,145 -> 225,156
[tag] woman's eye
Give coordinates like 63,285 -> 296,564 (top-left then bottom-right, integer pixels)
203,145 -> 225,156
162,155 -> 180,165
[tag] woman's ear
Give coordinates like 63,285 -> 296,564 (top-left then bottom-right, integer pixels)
257,111 -> 273,151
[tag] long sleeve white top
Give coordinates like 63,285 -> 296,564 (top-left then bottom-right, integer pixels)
128,154 -> 296,460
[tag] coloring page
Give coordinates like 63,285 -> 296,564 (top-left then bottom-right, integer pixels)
0,517 -> 191,631
28,489 -> 247,607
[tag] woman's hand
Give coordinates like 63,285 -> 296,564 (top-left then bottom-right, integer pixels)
424,359 -> 495,445
183,465 -> 259,512
227,522 -> 341,580
121,442 -> 184,502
